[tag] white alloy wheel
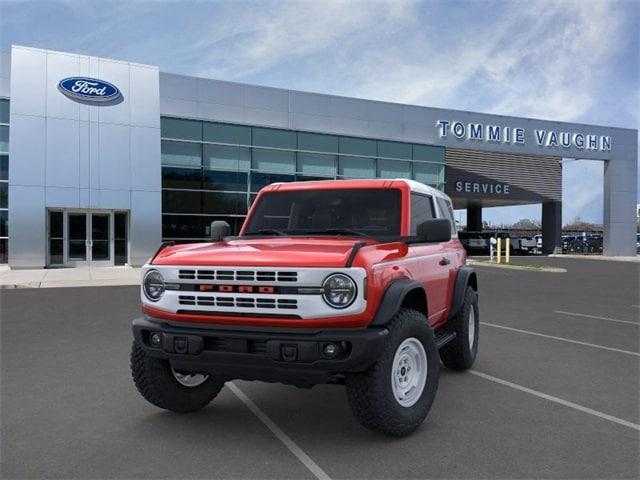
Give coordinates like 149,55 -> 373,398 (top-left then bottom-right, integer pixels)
171,367 -> 209,387
391,337 -> 428,407
468,307 -> 476,348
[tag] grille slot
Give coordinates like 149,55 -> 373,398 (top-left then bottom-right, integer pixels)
197,270 -> 215,280
277,299 -> 297,309
277,272 -> 297,282
197,296 -> 216,306
178,270 -> 196,280
216,297 -> 234,307
202,337 -> 268,355
216,270 -> 234,281
257,271 -> 276,281
178,295 -> 196,305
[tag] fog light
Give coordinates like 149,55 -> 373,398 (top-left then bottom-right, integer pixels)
323,343 -> 338,358
150,332 -> 162,347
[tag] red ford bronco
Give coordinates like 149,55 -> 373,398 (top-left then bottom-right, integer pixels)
131,179 -> 478,436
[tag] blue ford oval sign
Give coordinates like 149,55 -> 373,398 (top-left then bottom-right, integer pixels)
58,77 -> 121,102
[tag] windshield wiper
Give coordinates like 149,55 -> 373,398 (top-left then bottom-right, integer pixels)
305,228 -> 370,238
244,229 -> 288,236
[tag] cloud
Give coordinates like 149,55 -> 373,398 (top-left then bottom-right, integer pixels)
1,0 -> 636,224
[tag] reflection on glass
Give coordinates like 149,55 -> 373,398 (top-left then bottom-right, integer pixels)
68,214 -> 86,260
115,213 -> 128,265
49,239 -> 63,265
0,238 -> 6,264
0,183 -> 7,209
91,214 -> 110,261
162,167 -> 202,189
0,210 -> 7,237
0,155 -> 8,181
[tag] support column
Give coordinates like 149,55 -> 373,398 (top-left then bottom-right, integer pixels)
542,201 -> 562,254
603,154 -> 637,256
467,205 -> 482,231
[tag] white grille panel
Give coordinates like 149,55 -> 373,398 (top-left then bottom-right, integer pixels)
142,265 -> 367,319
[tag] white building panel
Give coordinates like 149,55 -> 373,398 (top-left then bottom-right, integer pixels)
97,60 -> 130,126
98,122 -> 130,190
130,125 -> 161,191
9,47 -> 46,117
45,117 -> 80,188
197,78 -> 244,106
8,114 -> 46,186
46,186 -> 79,208
45,51 -> 81,121
130,65 -> 160,128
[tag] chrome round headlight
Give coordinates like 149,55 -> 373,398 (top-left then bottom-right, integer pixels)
322,273 -> 357,309
143,270 -> 165,302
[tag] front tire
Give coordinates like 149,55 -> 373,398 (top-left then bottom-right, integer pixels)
345,308 -> 440,437
439,286 -> 479,370
130,341 -> 225,413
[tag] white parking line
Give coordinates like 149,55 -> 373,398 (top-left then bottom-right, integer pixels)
470,370 -> 640,431
554,310 -> 639,326
481,322 -> 640,357
228,382 -> 331,480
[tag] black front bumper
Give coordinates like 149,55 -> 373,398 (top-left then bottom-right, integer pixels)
132,317 -> 388,386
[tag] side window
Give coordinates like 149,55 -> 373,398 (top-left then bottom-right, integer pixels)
436,197 -> 457,235
410,193 -> 435,234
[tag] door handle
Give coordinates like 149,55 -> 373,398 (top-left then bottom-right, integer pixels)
439,257 -> 450,266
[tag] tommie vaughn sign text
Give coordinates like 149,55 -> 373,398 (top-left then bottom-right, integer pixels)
436,120 -> 612,152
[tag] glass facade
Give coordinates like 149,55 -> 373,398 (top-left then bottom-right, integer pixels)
0,99 -> 8,263
161,117 -> 446,241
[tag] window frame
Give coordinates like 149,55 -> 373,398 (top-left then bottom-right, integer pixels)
434,196 -> 457,236
409,192 -> 436,235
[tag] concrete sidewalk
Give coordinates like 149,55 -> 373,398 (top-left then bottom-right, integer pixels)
0,266 -> 141,288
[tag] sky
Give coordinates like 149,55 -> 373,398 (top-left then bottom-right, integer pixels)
1,0 -> 638,226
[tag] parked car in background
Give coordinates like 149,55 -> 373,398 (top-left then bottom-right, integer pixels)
533,234 -> 543,254
518,236 -> 537,254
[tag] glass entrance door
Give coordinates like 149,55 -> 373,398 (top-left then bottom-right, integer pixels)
90,213 -> 111,265
67,213 -> 88,266
48,210 -> 129,267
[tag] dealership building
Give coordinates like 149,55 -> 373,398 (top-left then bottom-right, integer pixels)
0,45 -> 637,267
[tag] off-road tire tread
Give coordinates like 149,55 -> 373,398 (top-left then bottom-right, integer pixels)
130,341 -> 224,413
346,308 -> 439,437
439,287 -> 478,370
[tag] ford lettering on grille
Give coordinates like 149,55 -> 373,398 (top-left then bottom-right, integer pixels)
198,285 -> 275,293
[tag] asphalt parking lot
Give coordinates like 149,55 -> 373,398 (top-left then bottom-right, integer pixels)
1,257 -> 639,479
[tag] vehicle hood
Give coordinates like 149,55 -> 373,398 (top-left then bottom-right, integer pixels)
152,237 -> 375,268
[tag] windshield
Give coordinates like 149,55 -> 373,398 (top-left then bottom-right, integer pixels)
243,188 -> 402,237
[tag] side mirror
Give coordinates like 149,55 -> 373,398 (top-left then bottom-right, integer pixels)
416,218 -> 452,243
210,221 -> 230,241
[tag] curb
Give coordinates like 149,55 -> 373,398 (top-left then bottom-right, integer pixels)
0,280 -> 140,289
467,260 -> 567,273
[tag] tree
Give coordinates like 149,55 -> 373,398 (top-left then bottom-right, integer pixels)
563,216 -> 602,232
510,218 -> 541,230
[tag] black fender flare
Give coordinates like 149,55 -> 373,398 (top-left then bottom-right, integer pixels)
370,279 -> 427,326
448,266 -> 478,320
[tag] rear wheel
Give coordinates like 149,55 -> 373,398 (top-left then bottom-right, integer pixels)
439,286 -> 479,370
345,308 -> 440,437
130,341 -> 225,413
